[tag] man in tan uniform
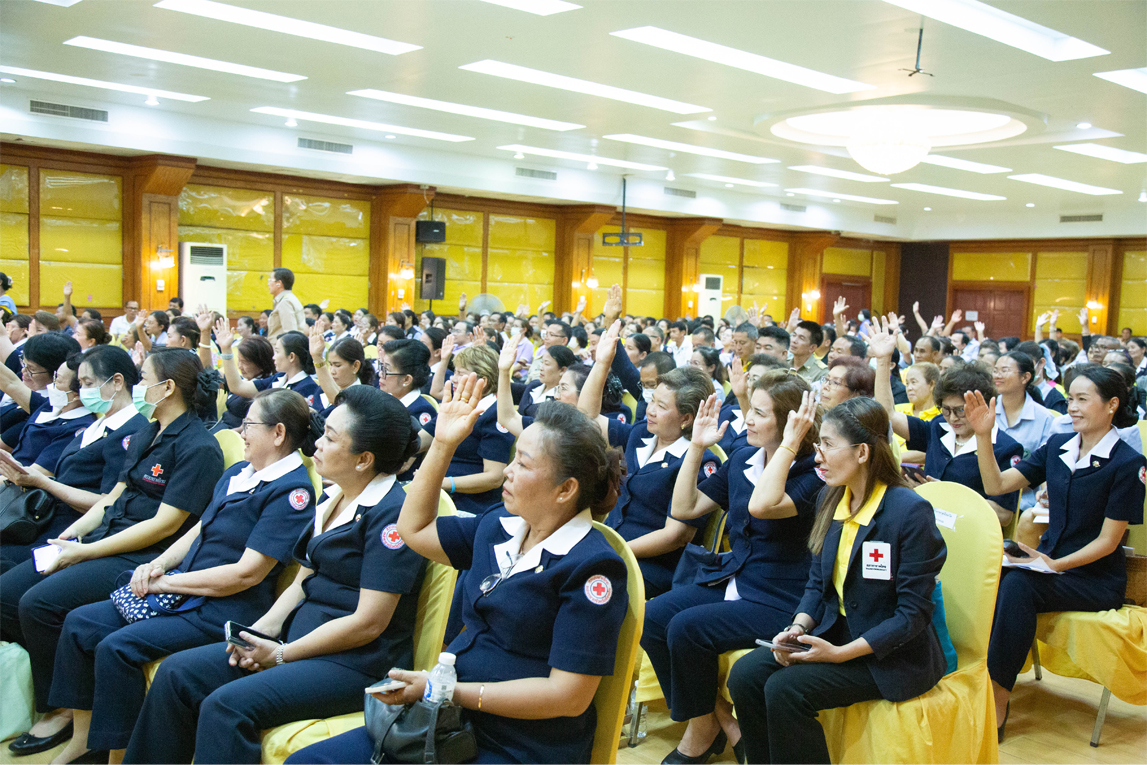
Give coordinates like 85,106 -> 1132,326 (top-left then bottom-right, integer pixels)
266,267 -> 304,340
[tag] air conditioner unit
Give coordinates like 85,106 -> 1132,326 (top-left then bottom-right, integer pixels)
179,242 -> 227,315
698,274 -> 723,320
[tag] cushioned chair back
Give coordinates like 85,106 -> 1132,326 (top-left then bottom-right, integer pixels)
621,392 -> 637,422
215,387 -> 226,420
915,481 -> 1002,665
299,453 -> 323,498
1001,492 -> 1021,541
721,380 -> 732,397
420,394 -> 440,412
214,428 -> 245,470
364,344 -> 379,360
1129,421 -> 1147,555
275,560 -> 300,596
699,508 -> 728,553
589,521 -> 645,765
406,488 -> 459,672
709,444 -> 728,464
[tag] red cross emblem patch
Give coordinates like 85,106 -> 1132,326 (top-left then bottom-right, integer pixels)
381,523 -> 405,550
584,574 -> 612,605
1140,466 -> 1146,486
306,395 -> 315,406
150,464 -> 163,478
495,422 -> 508,434
122,436 -> 131,450
617,413 -> 626,421
289,488 -> 310,511
419,412 -> 432,426
703,461 -> 718,478
1010,455 -> 1021,468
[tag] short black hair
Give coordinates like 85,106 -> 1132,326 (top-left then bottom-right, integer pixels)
733,322 -> 759,340
57,302 -> 78,317
640,351 -> 676,375
844,335 -> 868,358
169,316 -> 200,347
627,332 -> 651,355
168,297 -> 184,309
759,325 -> 790,346
304,303 -> 321,315
24,332 -> 82,374
795,320 -> 823,347
821,324 -> 837,345
272,267 -> 295,290
669,320 -> 688,333
691,326 -> 715,344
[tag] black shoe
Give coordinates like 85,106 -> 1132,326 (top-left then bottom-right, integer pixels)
997,701 -> 1010,744
7,722 -> 74,756
663,730 -> 728,765
732,737 -> 746,764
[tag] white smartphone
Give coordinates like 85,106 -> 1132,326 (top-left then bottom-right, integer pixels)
365,678 -> 409,694
33,543 -> 62,573
755,638 -> 811,653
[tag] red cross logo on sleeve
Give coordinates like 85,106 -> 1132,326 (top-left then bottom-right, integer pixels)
150,464 -> 163,478
584,574 -> 612,605
869,547 -> 884,563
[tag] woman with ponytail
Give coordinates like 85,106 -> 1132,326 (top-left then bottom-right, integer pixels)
216,319 -> 322,412
126,386 -> 426,764
991,350 -> 1055,511
308,331 -> 374,417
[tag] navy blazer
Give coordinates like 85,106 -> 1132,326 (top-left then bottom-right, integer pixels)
797,485 -> 947,703
717,398 -> 751,455
906,415 -> 1023,509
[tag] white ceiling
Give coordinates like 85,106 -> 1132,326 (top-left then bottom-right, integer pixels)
2,0 -> 1145,240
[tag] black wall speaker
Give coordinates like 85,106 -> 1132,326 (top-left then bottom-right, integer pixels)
416,220 -> 446,243
420,256 -> 446,301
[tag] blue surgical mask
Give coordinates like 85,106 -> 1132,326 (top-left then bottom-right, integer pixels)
132,380 -> 169,419
79,377 -> 114,414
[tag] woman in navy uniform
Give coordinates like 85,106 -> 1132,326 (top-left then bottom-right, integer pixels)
0,347 -> 147,574
440,344 -> 513,516
871,322 -> 1023,525
287,378 -> 628,765
518,344 -> 576,418
379,338 -> 437,480
308,332 -> 373,417
206,335 -> 275,432
646,373 -> 823,764
31,389 -> 318,763
717,355 -> 787,455
0,349 -> 223,755
579,322 -> 719,598
6,353 -> 97,474
123,386 -> 425,765
216,319 -> 321,411
0,332 -> 81,449
962,365 -> 1145,742
728,397 -> 948,765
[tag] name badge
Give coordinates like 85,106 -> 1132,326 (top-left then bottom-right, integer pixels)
861,541 -> 891,580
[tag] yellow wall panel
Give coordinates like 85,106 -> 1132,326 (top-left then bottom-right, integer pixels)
823,247 -> 872,277
0,260 -> 30,306
871,250 -> 886,315
226,271 -> 272,313
179,185 -> 273,232
40,170 -> 121,221
440,279 -> 483,315
39,217 -> 122,264
1121,252 -> 1147,311
627,257 -> 666,291
627,290 -> 663,319
487,249 -> 554,285
418,208 -> 484,247
178,226 -> 273,272
420,243 -> 483,282
1,212 -> 29,262
0,165 -> 29,214
1032,280 -> 1086,307
1117,309 -> 1147,336
700,235 -> 740,266
40,262 -> 121,307
488,215 -> 555,251
1036,251 -> 1088,279
742,266 -> 787,296
282,195 -> 369,238
589,255 -> 624,312
951,252 -> 1031,282
1122,251 -> 1146,284
742,239 -> 788,269
281,234 -> 368,276
294,274 -> 368,313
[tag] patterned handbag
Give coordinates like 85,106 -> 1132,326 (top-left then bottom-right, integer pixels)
109,569 -> 205,624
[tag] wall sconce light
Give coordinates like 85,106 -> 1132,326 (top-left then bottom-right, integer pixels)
692,283 -> 701,293
1086,300 -> 1104,310
157,246 -> 175,270
399,262 -> 415,280
586,275 -> 599,289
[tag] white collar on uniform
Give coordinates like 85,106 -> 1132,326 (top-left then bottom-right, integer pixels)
1059,428 -> 1119,472
730,407 -> 746,433
493,508 -> 593,579
315,472 -> 396,536
743,448 -> 765,486
939,420 -> 996,457
399,389 -> 421,407
79,404 -> 136,448
11,338 -> 26,350
273,370 -> 308,389
476,392 -> 496,414
637,434 -> 691,468
430,360 -> 443,374
36,404 -> 90,425
321,379 -> 361,409
228,451 -> 303,495
530,383 -> 556,404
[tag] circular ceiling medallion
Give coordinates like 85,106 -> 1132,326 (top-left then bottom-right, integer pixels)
771,105 -> 1027,148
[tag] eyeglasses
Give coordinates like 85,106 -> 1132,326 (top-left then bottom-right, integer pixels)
239,420 -> 272,433
813,440 -> 861,456
20,362 -> 51,378
478,554 -> 517,597
377,363 -> 404,377
940,405 -> 966,419
821,377 -> 850,391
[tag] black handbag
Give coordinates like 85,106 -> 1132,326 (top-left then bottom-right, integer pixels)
364,683 -> 476,764
0,483 -> 56,545
672,510 -> 728,589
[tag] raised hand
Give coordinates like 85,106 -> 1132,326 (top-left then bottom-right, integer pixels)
440,334 -> 456,360
498,332 -> 523,373
729,358 -> 748,401
962,390 -> 996,438
575,295 -> 587,314
1049,309 -> 1059,327
131,342 -> 145,367
833,296 -> 848,318
867,317 -> 897,359
974,320 -> 986,334
787,307 -> 801,329
780,392 -> 816,452
214,317 -> 234,351
884,312 -> 901,333
63,281 -> 73,297
458,292 -> 467,311
951,309 -> 963,325
595,320 -> 621,367
195,305 -> 214,333
469,328 -> 486,348
603,283 -> 623,323
435,372 -> 486,448
1077,306 -> 1089,327
691,393 -> 729,448
913,301 -> 921,315
538,299 -> 552,313
308,324 -> 326,360
930,315 -> 944,331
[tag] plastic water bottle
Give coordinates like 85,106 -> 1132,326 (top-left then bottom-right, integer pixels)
424,652 -> 457,703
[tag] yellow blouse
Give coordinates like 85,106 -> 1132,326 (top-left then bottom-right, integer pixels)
832,481 -> 889,616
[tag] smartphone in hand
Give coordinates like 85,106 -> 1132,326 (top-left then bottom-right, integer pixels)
32,544 -> 62,573
756,638 -> 811,653
224,621 -> 280,650
1003,539 -> 1030,559
366,678 -> 409,694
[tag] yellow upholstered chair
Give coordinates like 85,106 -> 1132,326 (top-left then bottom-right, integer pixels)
1128,421 -> 1147,555
709,444 -> 728,464
259,490 -> 459,764
363,344 -> 379,360
721,380 -> 732,398
299,454 -> 322,498
622,392 -> 638,422
214,429 -> 244,470
420,394 -> 439,411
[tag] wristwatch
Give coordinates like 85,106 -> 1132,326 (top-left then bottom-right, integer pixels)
275,644 -> 286,666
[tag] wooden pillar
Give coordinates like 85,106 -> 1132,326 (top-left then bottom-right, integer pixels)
789,232 -> 839,321
665,218 -> 722,319
1086,240 -> 1117,335
127,155 -> 196,311
556,205 -> 615,315
371,185 -> 434,316
883,242 -> 902,317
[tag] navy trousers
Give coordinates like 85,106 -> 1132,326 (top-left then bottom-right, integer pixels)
123,642 -> 375,765
49,600 -> 215,750
987,567 -> 1123,691
641,583 -> 792,721
287,725 -> 508,765
0,505 -> 80,574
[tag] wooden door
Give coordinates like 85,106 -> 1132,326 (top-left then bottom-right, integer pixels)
951,287 -> 1028,338
820,277 -> 871,324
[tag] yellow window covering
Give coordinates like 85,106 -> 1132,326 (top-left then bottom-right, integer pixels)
282,195 -> 370,311
951,251 -> 1032,282
39,169 -> 122,307
1032,251 -> 1088,332
486,214 -> 556,311
699,235 -> 740,319
1119,251 -> 1147,335
742,239 -> 788,320
0,164 -> 30,305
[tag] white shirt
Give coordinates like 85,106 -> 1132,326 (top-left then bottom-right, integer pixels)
227,451 -> 303,495
272,370 -> 308,389
109,315 -> 132,337
314,472 -> 396,537
1058,428 -> 1119,473
530,384 -> 556,405
491,508 -> 593,580
475,392 -> 496,414
398,389 -> 422,407
939,421 -> 997,458
635,435 -> 690,469
79,404 -> 137,448
1049,414 -> 1141,453
669,338 -> 693,368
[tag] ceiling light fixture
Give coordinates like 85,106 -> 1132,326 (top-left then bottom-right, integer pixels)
0,78 -> 16,83
144,95 -> 159,106
881,0 -> 1108,61
31,0 -> 84,6
1053,143 -> 1147,164
785,188 -> 899,205
587,161 -> 598,170
918,154 -> 1012,174
603,133 -> 778,164
685,173 -> 777,188
924,207 -> 932,211
284,117 -> 297,127
347,88 -> 583,130
1026,202 -> 1035,207
610,26 -> 876,94
1139,191 -> 1147,203
474,0 -> 581,15
0,64 -> 209,101
707,115 -> 716,121
514,151 -> 525,159
1094,67 -> 1147,94
1076,121 -> 1093,130
788,165 -> 889,182
459,60 -> 709,114
846,131 -> 932,175
497,144 -> 666,171
385,134 -> 396,139
251,107 -> 474,142
665,170 -> 675,181
65,36 -> 306,82
1006,173 -> 1122,195
153,0 -> 421,54
891,182 -> 1006,200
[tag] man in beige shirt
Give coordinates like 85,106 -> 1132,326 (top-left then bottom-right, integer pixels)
267,267 -> 305,340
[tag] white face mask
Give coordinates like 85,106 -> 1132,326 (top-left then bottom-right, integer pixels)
642,388 -> 655,403
46,386 -> 70,410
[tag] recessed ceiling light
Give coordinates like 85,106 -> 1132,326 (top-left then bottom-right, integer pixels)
786,192 -> 795,197
1053,143 -> 1147,164
250,107 -> 474,142
685,173 -> 777,188
0,78 -> 16,83
610,26 -> 876,94
665,170 -> 675,181
603,134 -> 778,164
707,115 -> 717,121
785,188 -> 899,205
788,165 -> 889,183
586,162 -> 598,170
0,64 -> 209,101
881,0 -> 1108,61
918,155 -> 1012,174
385,134 -> 396,139
153,0 -> 420,54
514,151 -> 525,159
474,0 -> 580,15
31,0 -> 84,6
144,95 -> 159,106
1094,67 -> 1147,94
1076,121 -> 1093,130
1006,173 -> 1122,196
347,89 -> 582,131
924,206 -> 932,211
498,144 -> 666,171
890,182 -> 1006,200
65,36 -> 305,82
832,198 -> 841,203
1139,191 -> 1147,203
1025,202 -> 1035,207
284,117 -> 297,127
726,183 -> 735,187
459,60 -> 710,114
